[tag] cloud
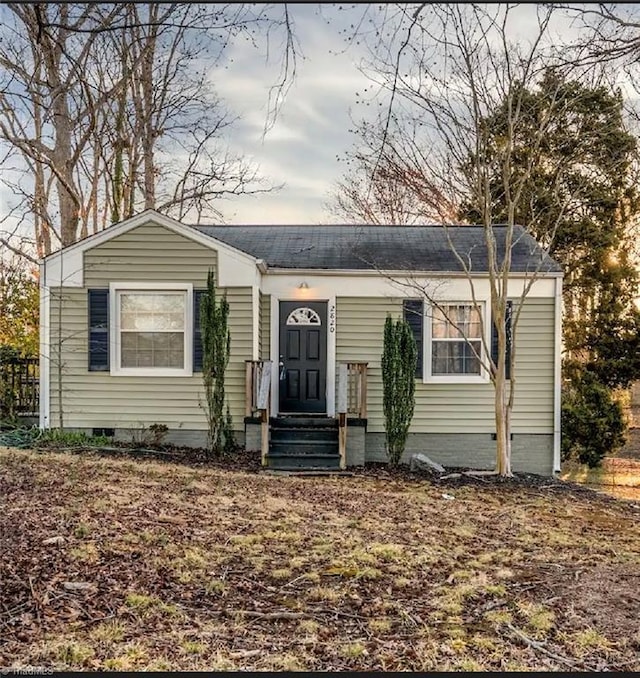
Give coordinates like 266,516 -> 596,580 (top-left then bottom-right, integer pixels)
206,5 -> 378,225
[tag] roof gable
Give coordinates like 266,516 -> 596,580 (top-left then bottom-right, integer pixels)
41,210 -> 261,287
43,210 -> 258,264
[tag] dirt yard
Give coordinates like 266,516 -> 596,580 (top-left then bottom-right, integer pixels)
1,447 -> 639,672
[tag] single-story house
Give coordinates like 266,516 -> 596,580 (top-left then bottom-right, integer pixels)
39,209 -> 562,475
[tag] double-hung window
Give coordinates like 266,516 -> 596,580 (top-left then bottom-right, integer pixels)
110,283 -> 193,376
430,303 -> 484,380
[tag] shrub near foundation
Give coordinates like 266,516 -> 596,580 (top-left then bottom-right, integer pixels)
381,315 -> 417,466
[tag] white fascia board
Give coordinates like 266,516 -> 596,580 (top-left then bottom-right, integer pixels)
261,272 -> 558,300
265,267 -> 563,279
42,209 -> 260,288
43,247 -> 85,287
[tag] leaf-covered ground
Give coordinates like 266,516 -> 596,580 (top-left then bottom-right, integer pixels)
1,447 -> 639,672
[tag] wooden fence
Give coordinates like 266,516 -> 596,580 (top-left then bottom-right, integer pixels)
0,356 -> 39,419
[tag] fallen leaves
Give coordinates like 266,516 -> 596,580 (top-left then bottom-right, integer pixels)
1,447 -> 639,671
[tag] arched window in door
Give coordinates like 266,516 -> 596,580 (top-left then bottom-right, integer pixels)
286,307 -> 321,326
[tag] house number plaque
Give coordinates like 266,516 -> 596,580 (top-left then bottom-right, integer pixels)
329,303 -> 336,333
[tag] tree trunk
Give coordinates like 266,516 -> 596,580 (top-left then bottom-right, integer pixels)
30,53 -> 51,258
51,80 -> 80,246
91,141 -> 100,234
140,4 -> 158,210
111,27 -> 130,224
141,57 -> 156,210
34,164 -> 51,258
494,371 -> 512,476
41,7 -> 80,247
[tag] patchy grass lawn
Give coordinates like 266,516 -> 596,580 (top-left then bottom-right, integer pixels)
1,448 -> 639,672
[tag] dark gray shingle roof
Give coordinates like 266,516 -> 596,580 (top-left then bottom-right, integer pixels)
192,224 -> 562,274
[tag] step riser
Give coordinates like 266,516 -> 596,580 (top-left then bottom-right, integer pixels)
268,416 -> 340,470
270,442 -> 338,456
272,417 -> 338,429
271,429 -> 338,443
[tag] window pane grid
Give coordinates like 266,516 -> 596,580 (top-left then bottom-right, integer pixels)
120,293 -> 185,332
432,304 -> 482,376
432,304 -> 481,339
119,291 -> 186,370
432,340 -> 481,375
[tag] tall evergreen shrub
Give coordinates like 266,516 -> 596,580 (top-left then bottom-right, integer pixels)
382,314 -> 417,466
201,269 -> 232,456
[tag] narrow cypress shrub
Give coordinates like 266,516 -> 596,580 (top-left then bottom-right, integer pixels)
382,314 -> 417,466
201,269 -> 231,457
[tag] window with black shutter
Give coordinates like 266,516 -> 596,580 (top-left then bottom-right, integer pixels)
491,300 -> 512,379
88,289 -> 109,371
403,299 -> 424,379
90,287 -> 200,374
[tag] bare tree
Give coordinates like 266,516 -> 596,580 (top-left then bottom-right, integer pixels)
88,3 -> 278,225
0,4 -> 121,253
346,3 -> 597,476
329,119 -> 459,224
0,3 -> 298,255
561,3 -> 640,64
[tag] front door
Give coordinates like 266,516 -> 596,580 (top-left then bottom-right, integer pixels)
279,301 -> 327,414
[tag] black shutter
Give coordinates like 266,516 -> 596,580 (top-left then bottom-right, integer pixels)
403,299 -> 423,379
193,290 -> 205,372
88,289 -> 109,371
491,300 -> 512,379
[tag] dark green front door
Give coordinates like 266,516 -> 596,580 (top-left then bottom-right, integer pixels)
279,301 -> 327,414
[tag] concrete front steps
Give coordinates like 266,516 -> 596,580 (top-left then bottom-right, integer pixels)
266,416 -> 342,471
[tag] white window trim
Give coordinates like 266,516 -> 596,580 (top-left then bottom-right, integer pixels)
109,282 -> 193,377
424,301 -> 490,384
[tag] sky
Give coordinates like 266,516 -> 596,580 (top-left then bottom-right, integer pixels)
0,3 -> 634,238
206,2 -> 587,226
0,3 -> 382,245
204,4 -> 381,225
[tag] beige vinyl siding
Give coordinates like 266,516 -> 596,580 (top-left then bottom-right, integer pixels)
49,286 -> 252,432
49,223 -> 253,432
260,292 -> 271,360
84,222 -> 217,285
224,287 -> 254,424
336,296 -> 555,435
510,297 -> 555,431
